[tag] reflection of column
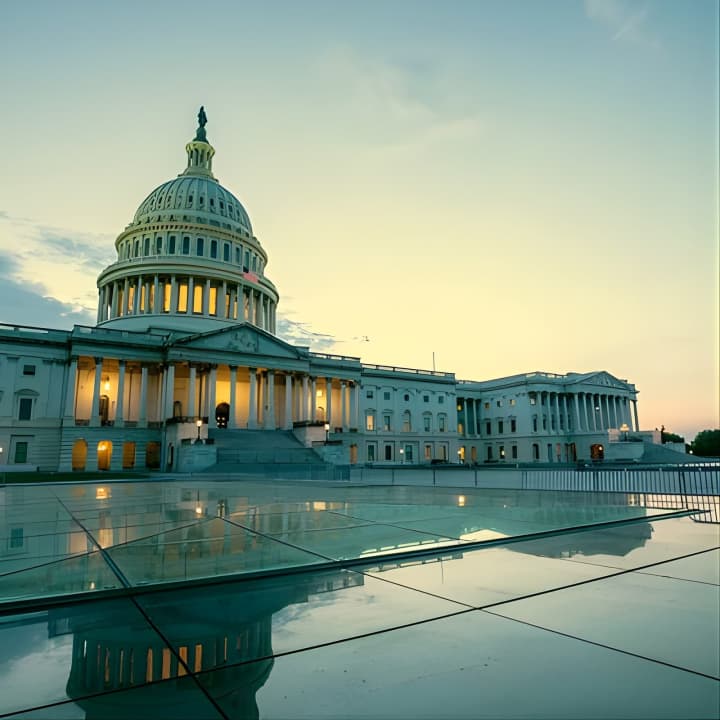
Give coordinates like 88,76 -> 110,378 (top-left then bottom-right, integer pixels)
248,368 -> 258,429
188,365 -> 197,417
326,378 -> 333,427
340,381 -> 347,431
115,361 -> 126,427
284,374 -> 293,430
207,365 -> 217,425
139,365 -> 148,427
63,356 -> 78,420
229,366 -> 237,428
163,363 -> 175,420
573,393 -> 581,432
311,377 -> 317,422
554,394 -> 561,434
90,358 -> 103,428
265,370 -> 276,430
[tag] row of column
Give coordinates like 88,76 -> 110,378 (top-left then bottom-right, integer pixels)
458,391 -> 638,438
63,358 -> 362,431
97,275 -> 277,333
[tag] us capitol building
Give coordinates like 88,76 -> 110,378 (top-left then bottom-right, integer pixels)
0,110 -> 642,473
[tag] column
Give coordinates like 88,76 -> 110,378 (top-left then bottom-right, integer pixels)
632,399 -> 639,432
582,393 -> 590,432
326,378 -> 333,427
139,365 -> 148,427
572,393 -> 580,432
284,374 -> 293,430
311,377 -> 318,422
248,368 -> 258,429
203,279 -> 210,315
163,363 -> 175,420
132,279 -> 140,315
153,275 -> 160,313
207,365 -> 217,425
122,278 -> 129,315
614,396 -> 621,428
349,382 -> 357,430
249,291 -> 256,326
301,375 -> 309,421
89,358 -> 103,428
354,382 -> 360,429
63,356 -> 79,420
170,276 -> 178,314
340,381 -> 348,431
221,281 -> 227,319
229,366 -> 237,428
265,370 -> 276,429
187,277 -> 194,314
110,282 -> 119,318
188,365 -> 197,417
115,361 -> 126,427
553,393 -> 561,434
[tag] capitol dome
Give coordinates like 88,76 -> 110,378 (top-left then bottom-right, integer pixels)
95,108 -> 278,334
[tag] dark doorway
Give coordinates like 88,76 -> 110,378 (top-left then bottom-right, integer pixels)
590,443 -> 605,461
99,395 -> 109,425
216,402 -> 230,428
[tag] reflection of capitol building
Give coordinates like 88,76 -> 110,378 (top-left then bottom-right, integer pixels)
0,108 -> 644,473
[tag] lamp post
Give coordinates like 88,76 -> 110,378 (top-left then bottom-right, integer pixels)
620,423 -> 629,442
399,448 -> 404,465
324,422 -> 330,443
196,418 -> 202,443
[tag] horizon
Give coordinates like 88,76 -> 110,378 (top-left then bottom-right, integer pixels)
0,0 -> 717,440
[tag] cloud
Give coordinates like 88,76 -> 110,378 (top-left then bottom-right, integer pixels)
584,0 -> 658,47
276,316 -> 338,352
0,211 -> 113,315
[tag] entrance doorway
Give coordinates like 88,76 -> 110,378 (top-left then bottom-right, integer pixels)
215,402 -> 230,428
97,441 -> 112,470
99,395 -> 109,425
590,443 -> 605,461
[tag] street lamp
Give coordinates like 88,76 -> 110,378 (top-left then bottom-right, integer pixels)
457,449 -> 463,464
324,423 -> 330,442
620,423 -> 629,441
196,418 -> 202,443
399,448 -> 404,464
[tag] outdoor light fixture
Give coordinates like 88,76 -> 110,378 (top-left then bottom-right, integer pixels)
196,418 -> 202,442
620,423 -> 629,441
324,423 -> 330,442
103,376 -> 110,391
457,495 -> 466,507
399,448 -> 404,464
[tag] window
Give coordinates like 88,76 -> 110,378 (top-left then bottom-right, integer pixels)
384,444 -> 393,461
496,400 -> 502,407
134,239 -> 140,256
18,398 -> 32,421
530,394 -> 537,405
402,411 -> 411,432
182,236 -> 190,254
438,414 -> 446,432
14,441 -> 28,463
168,236 -> 176,254
532,443 -> 540,460
22,365 -> 36,376
143,237 -> 150,255
403,393 -> 410,402
367,444 -> 376,462
366,412 -> 375,431
511,419 -> 517,433
155,236 -> 162,254
484,401 -> 490,410
542,416 -> 547,430
252,255 -> 257,271
532,416 -> 538,432
511,445 -> 518,459
487,446 -> 493,461
509,399 -> 516,406
366,390 -> 374,399
210,240 -> 218,258
383,414 -> 391,431
423,414 -> 431,432
196,238 -> 204,256
438,395 -> 445,404
235,247 -> 241,264
9,527 -> 24,548
244,250 -> 250,270
223,243 -> 230,261
498,420 -> 504,434
383,391 -> 391,401
424,444 -> 432,460
485,421 -> 491,435
499,446 -> 505,459
193,284 -> 203,313
177,283 -> 188,313
423,395 -> 429,403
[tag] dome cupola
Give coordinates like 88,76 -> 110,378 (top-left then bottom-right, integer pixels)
95,108 -> 279,334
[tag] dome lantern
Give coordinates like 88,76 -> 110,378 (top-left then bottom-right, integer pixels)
183,106 -> 216,179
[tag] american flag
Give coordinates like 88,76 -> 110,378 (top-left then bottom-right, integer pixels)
243,271 -> 258,283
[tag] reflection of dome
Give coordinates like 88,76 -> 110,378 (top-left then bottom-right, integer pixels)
95,108 -> 279,334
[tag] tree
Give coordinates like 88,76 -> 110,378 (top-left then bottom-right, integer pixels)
690,429 -> 720,457
660,425 -> 685,444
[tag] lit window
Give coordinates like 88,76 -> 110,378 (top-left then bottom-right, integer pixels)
209,286 -> 217,315
177,283 -> 188,313
366,412 -> 375,431
424,444 -> 432,460
509,399 -> 516,406
484,402 -> 490,409
530,395 -> 537,406
193,284 -> 203,313
162,283 -> 171,313
499,446 -> 505,459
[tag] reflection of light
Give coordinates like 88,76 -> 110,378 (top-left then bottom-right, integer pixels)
457,495 -> 466,507
195,505 -> 203,515
95,487 -> 109,500
460,529 -> 509,542
103,377 -> 110,391
89,581 -> 96,590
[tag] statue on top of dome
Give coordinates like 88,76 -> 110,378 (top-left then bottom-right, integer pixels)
194,106 -> 208,142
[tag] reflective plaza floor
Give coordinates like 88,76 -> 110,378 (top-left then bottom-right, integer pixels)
1,479 -> 718,719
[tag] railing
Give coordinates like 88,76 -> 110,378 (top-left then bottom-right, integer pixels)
361,363 -> 454,379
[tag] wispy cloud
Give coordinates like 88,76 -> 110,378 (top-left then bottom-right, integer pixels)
584,0 -> 659,47
0,211 -> 114,315
276,316 -> 338,352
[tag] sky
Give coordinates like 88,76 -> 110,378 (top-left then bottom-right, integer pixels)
0,0 -> 717,441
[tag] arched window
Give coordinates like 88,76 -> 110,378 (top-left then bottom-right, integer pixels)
532,443 -> 540,461
97,441 -> 112,471
423,412 -> 432,433
72,439 -> 87,471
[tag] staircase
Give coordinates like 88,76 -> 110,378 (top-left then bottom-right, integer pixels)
201,429 -> 330,475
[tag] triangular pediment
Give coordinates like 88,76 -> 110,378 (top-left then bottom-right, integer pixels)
171,323 -> 308,360
567,371 -> 630,390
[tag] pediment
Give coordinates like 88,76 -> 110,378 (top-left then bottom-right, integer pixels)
172,324 -> 306,360
568,371 -> 630,390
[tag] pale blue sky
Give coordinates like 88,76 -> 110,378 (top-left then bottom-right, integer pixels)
0,0 -> 717,439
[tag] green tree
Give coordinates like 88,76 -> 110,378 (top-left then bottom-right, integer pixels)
690,429 -> 720,457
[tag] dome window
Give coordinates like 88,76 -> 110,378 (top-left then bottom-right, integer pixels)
187,195 -> 193,205
210,198 -> 215,207
223,243 -> 230,262
219,201 -> 224,210
210,240 -> 218,259
199,197 -> 204,205
196,238 -> 205,256
182,236 -> 190,254
168,236 -> 176,254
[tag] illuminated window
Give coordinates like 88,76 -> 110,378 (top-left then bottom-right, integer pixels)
126,286 -> 135,313
193,285 -> 203,313
530,394 -> 537,406
162,283 -> 171,312
424,444 -> 432,460
509,399 -> 516,406
499,446 -> 505,459
208,286 -> 217,315
366,412 -> 375,431
177,283 -> 188,313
